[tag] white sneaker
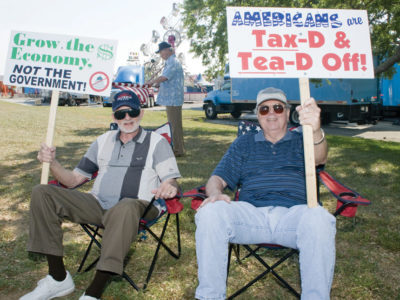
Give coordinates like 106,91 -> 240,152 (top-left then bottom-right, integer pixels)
79,294 -> 100,300
19,271 -> 75,300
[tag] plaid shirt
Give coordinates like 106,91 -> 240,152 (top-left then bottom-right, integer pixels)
156,54 -> 184,106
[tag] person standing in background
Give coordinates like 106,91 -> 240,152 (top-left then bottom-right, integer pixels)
146,41 -> 185,157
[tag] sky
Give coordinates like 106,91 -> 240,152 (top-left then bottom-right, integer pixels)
0,0 -> 205,77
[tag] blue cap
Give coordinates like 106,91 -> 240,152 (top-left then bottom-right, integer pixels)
112,90 -> 141,112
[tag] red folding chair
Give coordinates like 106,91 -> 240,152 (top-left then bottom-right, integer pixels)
183,120 -> 371,299
49,122 -> 183,291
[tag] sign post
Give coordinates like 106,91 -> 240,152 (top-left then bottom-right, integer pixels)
299,77 -> 318,207
40,90 -> 59,184
226,6 -> 374,207
3,31 -> 118,184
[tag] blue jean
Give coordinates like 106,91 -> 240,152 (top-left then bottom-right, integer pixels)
195,201 -> 336,300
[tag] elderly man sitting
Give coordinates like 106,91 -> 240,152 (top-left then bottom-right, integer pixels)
20,90 -> 181,300
195,87 -> 336,300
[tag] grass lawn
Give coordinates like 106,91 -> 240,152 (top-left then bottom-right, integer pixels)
0,100 -> 399,299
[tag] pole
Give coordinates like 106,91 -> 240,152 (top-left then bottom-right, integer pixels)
299,78 -> 318,208
40,90 -> 59,184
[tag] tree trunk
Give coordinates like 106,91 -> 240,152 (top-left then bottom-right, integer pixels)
375,44 -> 400,75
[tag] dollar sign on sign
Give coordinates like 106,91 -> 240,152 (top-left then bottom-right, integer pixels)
97,44 -> 114,60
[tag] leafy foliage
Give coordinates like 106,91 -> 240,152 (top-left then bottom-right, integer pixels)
182,0 -> 400,78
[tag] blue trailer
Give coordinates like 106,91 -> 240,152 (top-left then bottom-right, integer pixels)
203,75 -> 379,125
380,63 -> 400,117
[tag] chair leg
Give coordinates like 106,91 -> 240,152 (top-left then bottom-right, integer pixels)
143,213 -> 171,289
227,244 -> 233,276
145,214 -> 181,259
175,214 -> 181,257
227,245 -> 300,299
246,246 -> 300,298
121,271 -> 140,291
78,212 -> 181,291
78,225 -> 102,273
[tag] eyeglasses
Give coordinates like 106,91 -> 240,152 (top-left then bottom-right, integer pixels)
258,104 -> 285,115
114,108 -> 140,120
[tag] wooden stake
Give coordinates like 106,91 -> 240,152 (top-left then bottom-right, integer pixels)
40,90 -> 59,184
299,78 -> 318,208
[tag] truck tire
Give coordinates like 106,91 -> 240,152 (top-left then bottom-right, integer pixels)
68,99 -> 76,106
289,106 -> 300,126
321,112 -> 331,125
231,111 -> 242,119
205,102 -> 217,119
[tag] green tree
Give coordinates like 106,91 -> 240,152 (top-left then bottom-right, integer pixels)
182,0 -> 400,78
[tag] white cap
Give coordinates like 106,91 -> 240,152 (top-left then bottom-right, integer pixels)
256,87 -> 287,109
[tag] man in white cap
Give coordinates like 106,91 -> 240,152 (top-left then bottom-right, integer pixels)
146,41 -> 185,156
195,87 -> 336,300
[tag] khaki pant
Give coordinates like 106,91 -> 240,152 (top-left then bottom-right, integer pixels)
28,184 -> 158,275
166,106 -> 185,156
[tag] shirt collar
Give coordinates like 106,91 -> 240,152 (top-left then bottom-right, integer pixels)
254,128 -> 296,144
165,54 -> 176,64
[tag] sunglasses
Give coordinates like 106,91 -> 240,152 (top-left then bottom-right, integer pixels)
114,108 -> 140,120
258,104 -> 285,115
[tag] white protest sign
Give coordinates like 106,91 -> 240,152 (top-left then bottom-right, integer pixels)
227,7 -> 374,79
3,30 -> 118,96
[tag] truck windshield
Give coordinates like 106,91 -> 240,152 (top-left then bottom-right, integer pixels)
221,81 -> 231,91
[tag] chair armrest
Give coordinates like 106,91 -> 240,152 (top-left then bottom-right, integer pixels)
318,171 -> 371,206
165,194 -> 184,214
182,186 -> 207,210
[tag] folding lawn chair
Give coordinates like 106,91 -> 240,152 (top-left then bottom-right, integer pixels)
49,122 -> 183,291
183,120 -> 371,299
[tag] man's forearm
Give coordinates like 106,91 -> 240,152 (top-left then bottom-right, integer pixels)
150,76 -> 168,86
49,160 -> 84,188
313,128 -> 328,165
206,175 -> 226,197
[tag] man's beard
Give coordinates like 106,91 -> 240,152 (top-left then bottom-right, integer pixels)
119,122 -> 140,133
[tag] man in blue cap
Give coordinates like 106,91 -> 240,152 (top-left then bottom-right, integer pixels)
20,90 -> 181,300
145,41 -> 185,156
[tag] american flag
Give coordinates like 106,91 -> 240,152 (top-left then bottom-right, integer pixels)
112,82 -> 152,106
237,120 -> 300,137
237,120 -> 262,136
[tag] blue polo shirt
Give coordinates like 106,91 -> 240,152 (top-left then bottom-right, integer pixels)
157,54 -> 184,106
213,129 -> 306,208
